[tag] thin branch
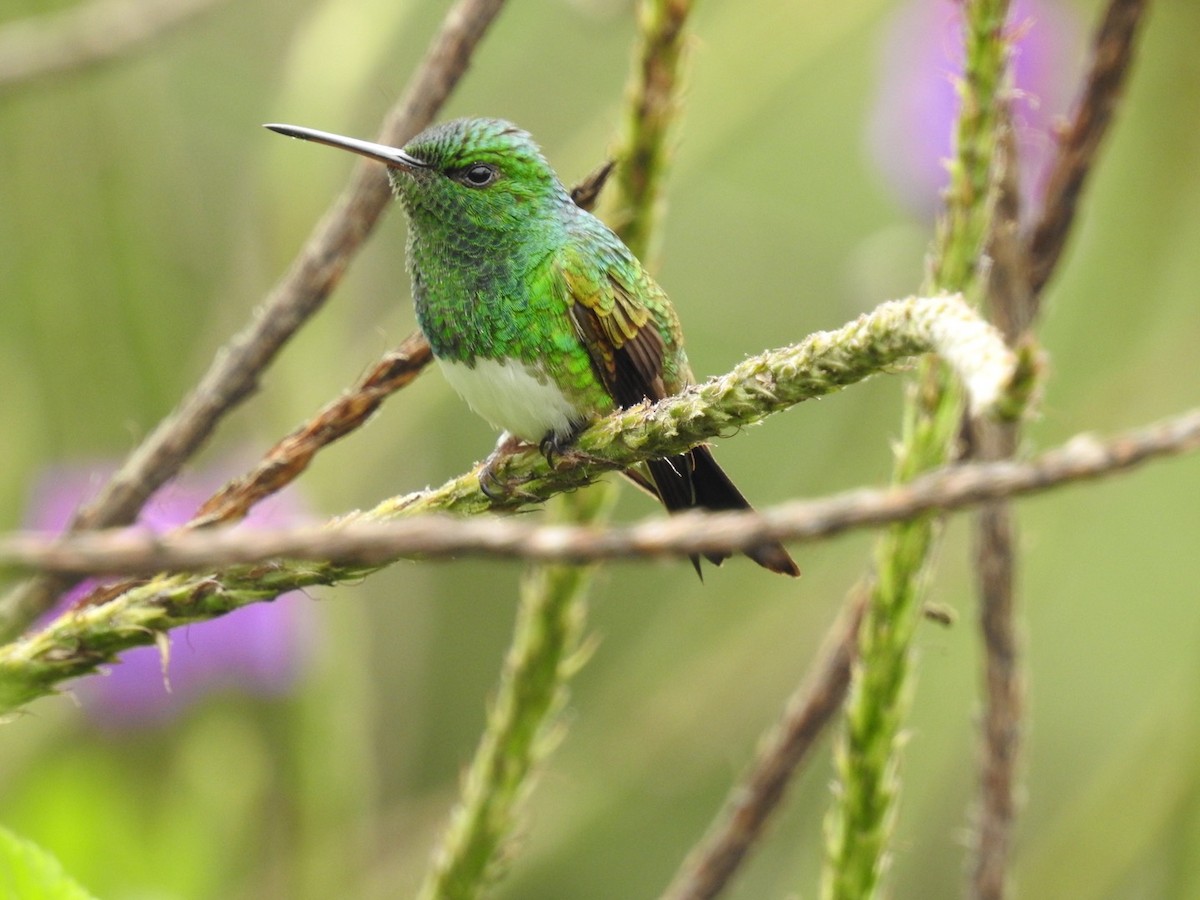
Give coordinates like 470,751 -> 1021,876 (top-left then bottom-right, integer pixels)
968,105 -> 1030,900
0,404 -> 1193,719
0,0 -> 230,90
1025,0 -> 1150,299
0,0 -> 509,642
968,302 -> 1027,892
968,4 -> 1152,893
969,475 -> 1022,900
660,589 -> 867,900
66,333 -> 431,609
191,331 -> 433,527
0,406 -> 1195,598
982,112 -> 1034,339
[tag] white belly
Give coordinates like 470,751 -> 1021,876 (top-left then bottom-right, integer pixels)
438,357 -> 584,443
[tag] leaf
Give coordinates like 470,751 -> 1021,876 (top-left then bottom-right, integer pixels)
0,825 -> 97,900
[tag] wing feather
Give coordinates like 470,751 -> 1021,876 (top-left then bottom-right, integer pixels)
553,239 -> 799,577
560,253 -> 667,408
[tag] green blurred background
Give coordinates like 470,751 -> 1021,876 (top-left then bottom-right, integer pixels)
2,0 -> 1198,897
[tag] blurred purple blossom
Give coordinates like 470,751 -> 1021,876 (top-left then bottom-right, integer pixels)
25,463 -> 318,729
868,0 -> 1084,223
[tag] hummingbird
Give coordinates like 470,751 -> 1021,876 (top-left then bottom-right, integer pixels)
266,118 -> 798,577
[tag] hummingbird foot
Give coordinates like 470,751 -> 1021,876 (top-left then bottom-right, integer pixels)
538,426 -> 583,465
537,427 -> 614,478
538,423 -> 615,468
479,432 -> 539,503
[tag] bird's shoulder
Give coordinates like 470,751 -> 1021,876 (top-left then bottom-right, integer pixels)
548,218 -> 688,404
553,219 -> 678,331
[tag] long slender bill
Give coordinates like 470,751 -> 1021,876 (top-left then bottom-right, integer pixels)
264,124 -> 427,170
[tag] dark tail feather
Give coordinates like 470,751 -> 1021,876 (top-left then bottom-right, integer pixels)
688,446 -> 801,577
645,447 -> 800,578
645,455 -> 707,577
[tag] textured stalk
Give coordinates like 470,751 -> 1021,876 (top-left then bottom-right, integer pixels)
416,488 -> 611,900
821,1 -> 1013,897
616,0 -> 694,264
0,295 -> 1013,716
371,293 -> 1010,518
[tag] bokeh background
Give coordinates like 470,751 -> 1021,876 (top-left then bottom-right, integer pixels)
2,0 -> 1198,897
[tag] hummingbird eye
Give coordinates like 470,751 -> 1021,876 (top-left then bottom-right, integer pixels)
455,163 -> 499,188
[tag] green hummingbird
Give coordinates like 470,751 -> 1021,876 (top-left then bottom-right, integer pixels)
266,117 -> 798,577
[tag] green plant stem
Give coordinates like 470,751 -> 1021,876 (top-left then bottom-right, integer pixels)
821,1 -> 1013,897
0,294 -> 1012,717
372,293 -> 1010,519
416,487 -> 612,900
617,0 -> 693,264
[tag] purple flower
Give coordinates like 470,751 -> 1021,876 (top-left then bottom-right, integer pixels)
25,463 -> 318,729
868,0 -> 1084,223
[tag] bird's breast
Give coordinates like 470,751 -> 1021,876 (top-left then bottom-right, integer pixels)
438,356 -> 585,443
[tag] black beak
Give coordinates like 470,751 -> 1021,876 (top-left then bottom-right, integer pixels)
264,123 -> 428,171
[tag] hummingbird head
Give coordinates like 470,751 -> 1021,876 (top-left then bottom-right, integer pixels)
394,118 -> 570,229
265,117 -> 572,242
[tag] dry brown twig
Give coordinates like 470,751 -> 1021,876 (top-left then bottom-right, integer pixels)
0,0 -> 510,641
969,2 -> 1151,896
2,405 -> 1196,576
189,332 -> 434,528
1025,0 -> 1151,300
970,154 -> 1029,900
64,334 -> 432,609
0,0 -> 231,90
